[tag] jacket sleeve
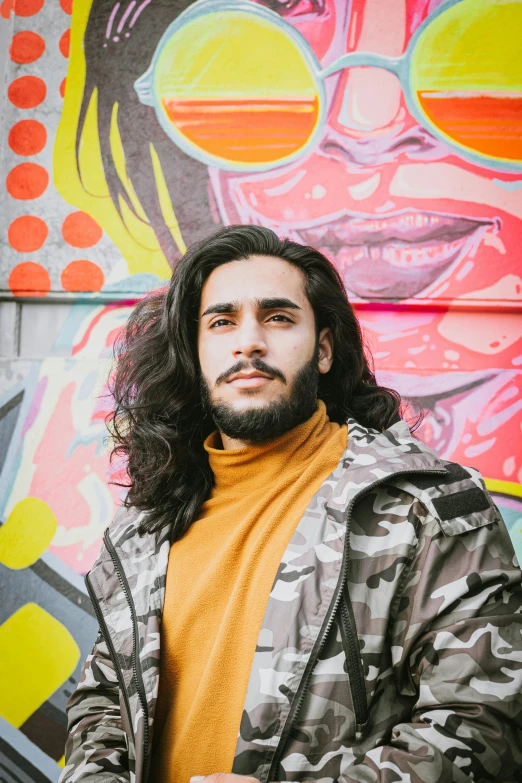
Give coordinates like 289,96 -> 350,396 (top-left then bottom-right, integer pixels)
59,628 -> 130,783
342,495 -> 522,783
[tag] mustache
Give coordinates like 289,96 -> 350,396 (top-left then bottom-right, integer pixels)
215,358 -> 286,386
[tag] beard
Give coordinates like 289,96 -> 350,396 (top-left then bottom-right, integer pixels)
199,344 -> 321,446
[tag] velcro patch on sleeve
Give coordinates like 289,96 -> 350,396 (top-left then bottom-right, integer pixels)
432,487 -> 491,522
412,462 -> 470,489
390,461 -> 501,535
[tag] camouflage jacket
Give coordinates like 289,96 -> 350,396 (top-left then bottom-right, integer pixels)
60,417 -> 522,783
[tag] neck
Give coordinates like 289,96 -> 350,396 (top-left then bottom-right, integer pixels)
219,431 -> 264,451
203,399 -> 337,491
217,410 -> 318,451
216,401 -> 323,451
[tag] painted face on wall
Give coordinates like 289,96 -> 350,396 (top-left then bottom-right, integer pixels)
198,0 -> 521,303
57,0 -> 522,299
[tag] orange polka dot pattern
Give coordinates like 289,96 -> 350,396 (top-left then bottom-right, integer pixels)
4,0 -> 106,295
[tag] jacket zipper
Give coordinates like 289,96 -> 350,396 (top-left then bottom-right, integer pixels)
339,581 -> 368,727
266,466 -> 446,783
85,570 -> 134,740
103,528 -> 151,774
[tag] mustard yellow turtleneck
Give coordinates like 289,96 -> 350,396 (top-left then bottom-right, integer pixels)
150,400 -> 348,783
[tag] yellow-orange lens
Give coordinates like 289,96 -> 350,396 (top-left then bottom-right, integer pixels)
411,0 -> 522,164
154,11 -> 320,165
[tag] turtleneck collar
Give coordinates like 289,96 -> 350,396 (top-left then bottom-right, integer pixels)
203,399 -> 339,491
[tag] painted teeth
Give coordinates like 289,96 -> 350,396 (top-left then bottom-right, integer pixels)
351,214 -> 448,233
301,214 -> 475,245
332,236 -> 467,268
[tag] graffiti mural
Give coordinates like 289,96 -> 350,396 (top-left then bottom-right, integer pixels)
1,0 -> 521,779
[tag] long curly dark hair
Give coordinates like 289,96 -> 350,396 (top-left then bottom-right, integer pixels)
107,225 -> 402,540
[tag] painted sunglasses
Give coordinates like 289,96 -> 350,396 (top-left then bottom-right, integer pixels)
134,0 -> 522,173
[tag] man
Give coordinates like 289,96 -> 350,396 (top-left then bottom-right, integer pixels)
60,226 -> 522,783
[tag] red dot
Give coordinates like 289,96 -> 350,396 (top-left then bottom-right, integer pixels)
59,29 -> 70,58
59,77 -> 66,98
62,211 -> 102,248
14,0 -> 44,15
1,0 -> 15,19
6,163 -> 48,199
9,261 -> 51,297
8,120 -> 47,156
10,31 -> 45,63
8,75 -> 46,108
59,0 -> 72,12
61,260 -> 105,292
8,215 -> 48,252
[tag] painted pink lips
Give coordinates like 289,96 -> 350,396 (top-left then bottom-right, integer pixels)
296,210 -> 498,299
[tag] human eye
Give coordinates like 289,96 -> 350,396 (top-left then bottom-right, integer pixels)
209,317 -> 234,328
268,313 -> 294,323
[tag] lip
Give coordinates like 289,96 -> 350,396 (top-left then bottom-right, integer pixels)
377,368 -> 510,459
294,209 -> 497,299
229,377 -> 272,388
227,372 -> 273,388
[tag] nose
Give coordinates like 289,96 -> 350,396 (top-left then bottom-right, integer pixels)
334,0 -> 405,134
321,0 -> 445,165
334,67 -> 402,133
232,319 -> 267,361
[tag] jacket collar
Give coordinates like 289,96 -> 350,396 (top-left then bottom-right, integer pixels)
345,416 -> 445,473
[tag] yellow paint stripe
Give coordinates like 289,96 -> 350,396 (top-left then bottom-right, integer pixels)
484,478 -> 522,499
166,103 -> 317,114
150,143 -> 186,254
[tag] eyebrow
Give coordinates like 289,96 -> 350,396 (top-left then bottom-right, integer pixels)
201,297 -> 303,317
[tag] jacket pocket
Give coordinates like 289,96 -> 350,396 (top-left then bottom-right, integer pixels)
338,581 -> 368,738
280,610 -> 361,766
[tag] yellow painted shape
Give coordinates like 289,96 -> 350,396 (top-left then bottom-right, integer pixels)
54,0 -> 176,278
57,756 -> 65,768
150,143 -> 187,254
0,498 -> 57,570
105,102 -> 176,256
75,88 -> 110,199
485,478 -> 522,499
0,604 -> 80,728
411,0 -> 522,91
109,103 -> 149,225
156,12 -> 317,99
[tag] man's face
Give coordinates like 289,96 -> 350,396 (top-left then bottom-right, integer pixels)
197,255 -> 333,446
